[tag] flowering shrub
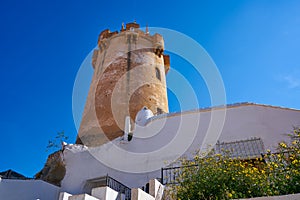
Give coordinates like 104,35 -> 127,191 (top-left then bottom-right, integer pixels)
166,127 -> 300,200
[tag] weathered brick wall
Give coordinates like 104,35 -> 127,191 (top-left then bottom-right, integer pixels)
77,23 -> 169,146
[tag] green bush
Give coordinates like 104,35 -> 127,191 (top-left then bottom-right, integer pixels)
166,127 -> 300,200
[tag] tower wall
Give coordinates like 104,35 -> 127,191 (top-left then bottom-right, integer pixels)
77,23 -> 170,146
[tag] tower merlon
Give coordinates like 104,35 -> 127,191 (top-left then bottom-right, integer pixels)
96,22 -> 165,54
92,22 -> 169,70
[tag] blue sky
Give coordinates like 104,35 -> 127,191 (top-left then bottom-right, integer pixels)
1,0 -> 300,177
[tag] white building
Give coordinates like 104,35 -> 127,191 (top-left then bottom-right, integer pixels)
1,103 -> 300,200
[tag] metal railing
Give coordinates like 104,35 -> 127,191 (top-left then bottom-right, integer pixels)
106,176 -> 131,200
215,137 -> 265,159
161,150 -> 297,185
85,175 -> 131,200
161,164 -> 198,185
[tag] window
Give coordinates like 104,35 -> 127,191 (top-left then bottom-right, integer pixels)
155,67 -> 161,81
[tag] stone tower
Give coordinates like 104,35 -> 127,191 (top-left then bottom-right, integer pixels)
76,22 -> 170,146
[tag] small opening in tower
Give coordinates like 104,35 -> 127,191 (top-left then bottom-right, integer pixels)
155,67 -> 161,81
157,107 -> 163,115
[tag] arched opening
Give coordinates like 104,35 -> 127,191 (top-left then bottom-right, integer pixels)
157,107 -> 163,115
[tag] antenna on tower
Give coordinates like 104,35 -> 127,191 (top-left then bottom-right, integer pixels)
121,22 -> 125,32
146,23 -> 149,35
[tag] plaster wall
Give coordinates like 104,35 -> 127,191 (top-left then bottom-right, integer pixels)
131,188 -> 154,200
0,179 -> 59,200
62,104 -> 300,194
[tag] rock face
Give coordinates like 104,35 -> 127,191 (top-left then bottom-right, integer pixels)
35,150 -> 65,186
77,22 -> 170,146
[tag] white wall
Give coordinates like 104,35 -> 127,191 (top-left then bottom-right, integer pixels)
61,104 -> 300,194
91,186 -> 118,200
0,179 -> 59,200
131,188 -> 154,200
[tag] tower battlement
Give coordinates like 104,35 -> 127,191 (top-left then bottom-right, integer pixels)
94,22 -> 169,73
97,22 -> 163,45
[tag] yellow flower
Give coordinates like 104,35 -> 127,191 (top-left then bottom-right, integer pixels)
280,142 -> 287,148
227,193 -> 233,198
292,160 -> 298,165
